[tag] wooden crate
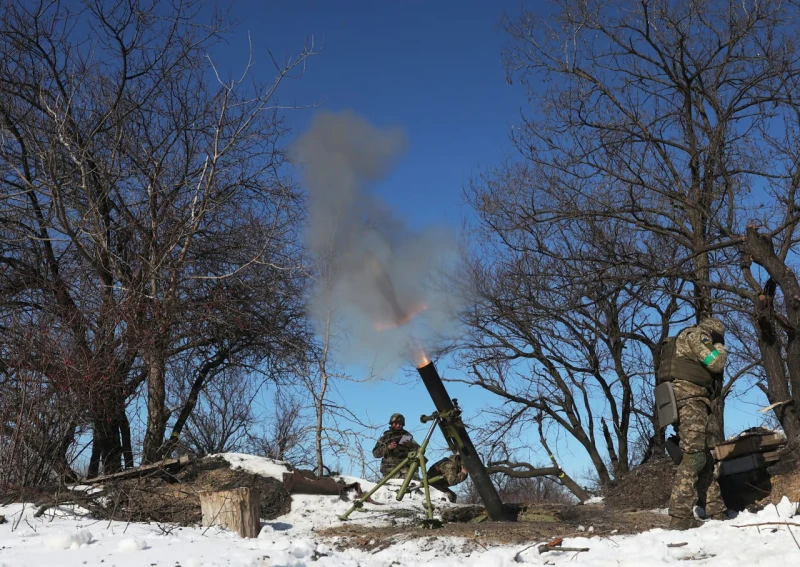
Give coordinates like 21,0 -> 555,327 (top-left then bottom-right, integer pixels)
712,433 -> 785,462
718,454 -> 764,477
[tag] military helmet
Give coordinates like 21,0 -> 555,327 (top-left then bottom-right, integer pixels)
389,413 -> 405,426
698,317 -> 725,336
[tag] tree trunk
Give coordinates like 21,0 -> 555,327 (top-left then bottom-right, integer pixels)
119,410 -> 134,469
314,371 -> 329,479
753,306 -> 800,441
88,421 -> 108,479
742,226 -> 800,444
616,390 -> 631,475
142,352 -> 167,463
601,419 -> 621,476
158,348 -> 231,458
52,423 -> 79,483
103,421 -> 123,475
89,416 -> 123,477
708,395 -> 725,447
199,487 -> 261,538
536,416 -> 591,502
315,403 -> 324,479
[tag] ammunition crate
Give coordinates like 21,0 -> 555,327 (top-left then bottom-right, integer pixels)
718,454 -> 765,477
712,433 -> 786,462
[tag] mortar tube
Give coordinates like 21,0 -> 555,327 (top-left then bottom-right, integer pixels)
416,361 -> 509,521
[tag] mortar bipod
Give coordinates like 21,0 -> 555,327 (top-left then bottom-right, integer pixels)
338,411 -> 443,526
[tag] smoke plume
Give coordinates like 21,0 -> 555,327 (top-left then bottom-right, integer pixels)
292,110 -> 465,374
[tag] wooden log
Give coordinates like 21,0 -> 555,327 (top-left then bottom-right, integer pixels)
199,487 -> 261,538
82,455 -> 192,484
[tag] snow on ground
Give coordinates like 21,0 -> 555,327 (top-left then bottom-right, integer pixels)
583,496 -> 604,505
217,453 -> 293,482
0,454 -> 798,566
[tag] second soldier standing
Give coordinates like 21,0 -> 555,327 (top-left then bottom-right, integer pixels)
668,317 -> 729,530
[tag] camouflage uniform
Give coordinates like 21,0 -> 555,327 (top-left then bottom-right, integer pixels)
668,317 -> 728,529
427,454 -> 468,503
372,415 -> 420,479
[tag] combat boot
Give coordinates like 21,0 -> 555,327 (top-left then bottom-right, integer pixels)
669,516 -> 702,530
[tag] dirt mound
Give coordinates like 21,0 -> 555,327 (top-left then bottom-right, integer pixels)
604,453 -> 782,513
761,462 -> 800,507
101,456 -> 291,525
323,503 -> 669,549
440,503 -> 524,523
604,455 -> 676,510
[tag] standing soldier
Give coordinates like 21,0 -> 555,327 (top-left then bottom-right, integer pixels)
373,413 -> 420,479
668,317 -> 728,530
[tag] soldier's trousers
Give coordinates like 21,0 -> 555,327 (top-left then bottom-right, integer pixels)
668,396 -> 726,519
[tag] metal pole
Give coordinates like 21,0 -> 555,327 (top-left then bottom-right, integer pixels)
416,361 -> 509,521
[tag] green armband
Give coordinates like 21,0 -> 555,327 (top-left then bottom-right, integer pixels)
702,349 -> 719,367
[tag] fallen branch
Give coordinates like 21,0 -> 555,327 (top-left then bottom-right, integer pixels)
486,460 -> 560,479
532,537 -> 590,555
538,544 -> 590,554
733,522 -> 800,528
513,542 -> 539,562
83,456 -> 192,484
29,486 -> 111,519
667,542 -> 688,548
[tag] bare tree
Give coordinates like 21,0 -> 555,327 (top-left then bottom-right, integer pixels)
457,187 -> 684,488
299,307 -> 336,477
499,0 -> 798,315
0,0 -> 315,479
462,0 -> 800,475
0,368 -> 84,488
249,390 -> 310,465
180,368 -> 261,457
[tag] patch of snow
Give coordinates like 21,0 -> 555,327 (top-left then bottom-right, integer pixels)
0,454 -> 798,566
65,484 -> 105,495
584,496 -> 604,504
44,529 -> 92,550
775,496 -> 798,518
215,452 -> 292,480
117,537 -> 148,551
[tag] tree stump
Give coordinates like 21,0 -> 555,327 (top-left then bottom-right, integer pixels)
199,487 -> 261,538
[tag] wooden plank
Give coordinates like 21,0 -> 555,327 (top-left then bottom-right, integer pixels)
712,434 -> 785,462
199,487 -> 261,538
82,455 -> 192,484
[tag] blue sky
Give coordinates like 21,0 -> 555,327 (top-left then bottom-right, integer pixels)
209,1 -> 771,481
216,0 -> 524,229
210,0 -> 538,473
